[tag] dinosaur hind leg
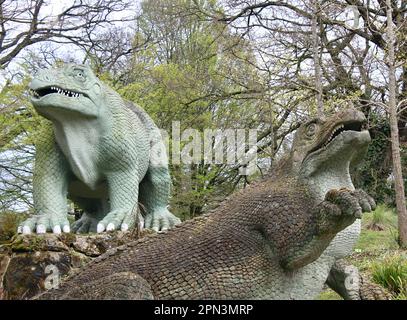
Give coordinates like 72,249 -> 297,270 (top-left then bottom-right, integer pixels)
139,166 -> 181,231
326,259 -> 391,300
71,197 -> 108,233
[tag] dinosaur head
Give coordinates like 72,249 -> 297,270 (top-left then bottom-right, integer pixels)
286,109 -> 371,200
28,64 -> 104,119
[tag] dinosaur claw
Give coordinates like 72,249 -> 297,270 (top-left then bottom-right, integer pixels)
354,209 -> 362,219
63,225 -> 70,233
22,226 -> 31,235
36,224 -> 46,234
106,223 -> 115,231
97,223 -> 105,233
17,226 -> 22,234
53,225 -> 62,234
121,223 -> 129,231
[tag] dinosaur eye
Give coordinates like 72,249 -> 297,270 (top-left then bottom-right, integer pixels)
73,69 -> 85,81
306,123 -> 317,137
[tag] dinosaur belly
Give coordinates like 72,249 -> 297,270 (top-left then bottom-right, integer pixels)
53,120 -> 103,189
283,220 -> 361,299
324,219 -> 361,258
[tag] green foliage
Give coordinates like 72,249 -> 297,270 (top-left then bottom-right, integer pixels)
119,63 -> 214,131
370,253 -> 407,298
352,116 -> 400,205
355,205 -> 399,254
0,77 -> 40,150
372,204 -> 387,224
367,204 -> 395,231
113,0 -> 267,218
0,76 -> 44,211
316,289 -> 342,300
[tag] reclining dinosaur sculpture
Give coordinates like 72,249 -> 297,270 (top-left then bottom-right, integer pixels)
19,64 -> 180,235
36,108 -> 385,299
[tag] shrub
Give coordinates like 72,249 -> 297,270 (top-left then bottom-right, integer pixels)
371,253 -> 407,298
368,205 -> 386,230
366,204 -> 395,231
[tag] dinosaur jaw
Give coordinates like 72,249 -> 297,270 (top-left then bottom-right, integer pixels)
299,129 -> 371,201
29,85 -> 87,100
29,83 -> 99,118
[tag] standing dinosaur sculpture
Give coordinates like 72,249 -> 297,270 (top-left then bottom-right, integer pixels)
19,64 -> 180,234
36,109 -> 385,300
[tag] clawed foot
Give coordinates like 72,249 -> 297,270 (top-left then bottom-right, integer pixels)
95,209 -> 136,233
144,209 -> 181,232
17,214 -> 70,235
318,188 -> 376,233
71,212 -> 100,233
74,207 -> 181,233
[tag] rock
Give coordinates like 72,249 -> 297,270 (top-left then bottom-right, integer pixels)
0,230 -> 152,300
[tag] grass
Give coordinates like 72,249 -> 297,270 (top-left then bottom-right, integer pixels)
370,253 -> 407,298
353,205 -> 399,262
318,204 -> 406,300
318,288 -> 342,300
366,204 -> 394,231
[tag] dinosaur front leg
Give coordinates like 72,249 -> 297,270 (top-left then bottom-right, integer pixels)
281,188 -> 375,270
96,171 -> 140,233
18,129 -> 71,234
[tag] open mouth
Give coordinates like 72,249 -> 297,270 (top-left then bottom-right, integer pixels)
29,86 -> 84,99
312,120 -> 368,153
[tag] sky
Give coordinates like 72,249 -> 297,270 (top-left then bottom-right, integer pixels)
0,0 -> 140,85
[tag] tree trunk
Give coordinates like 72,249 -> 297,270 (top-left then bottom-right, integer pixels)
386,0 -> 407,248
311,0 -> 323,117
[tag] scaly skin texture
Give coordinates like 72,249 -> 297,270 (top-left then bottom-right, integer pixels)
39,179 -> 368,299
326,259 -> 392,300
275,109 -> 389,300
19,64 -> 180,235
37,109 -> 384,300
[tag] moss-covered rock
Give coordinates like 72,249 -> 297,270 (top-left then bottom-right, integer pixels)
0,230 -> 151,300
